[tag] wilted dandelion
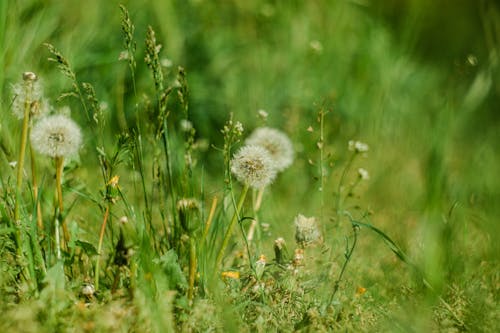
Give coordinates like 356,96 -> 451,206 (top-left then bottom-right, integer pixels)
294,214 -> 322,247
30,114 -> 82,158
245,127 -> 294,172
274,237 -> 288,264
231,145 -> 277,189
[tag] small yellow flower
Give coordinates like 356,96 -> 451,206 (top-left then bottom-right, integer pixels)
221,271 -> 240,280
108,175 -> 120,188
356,286 -> 367,296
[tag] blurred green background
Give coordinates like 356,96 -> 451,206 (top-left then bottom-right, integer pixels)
0,0 -> 498,329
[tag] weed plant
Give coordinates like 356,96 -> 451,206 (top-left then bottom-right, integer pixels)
0,1 -> 498,332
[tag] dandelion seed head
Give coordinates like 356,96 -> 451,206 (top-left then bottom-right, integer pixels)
294,214 -> 321,247
30,114 -> 82,158
231,145 -> 277,189
11,74 -> 47,119
245,127 -> 294,172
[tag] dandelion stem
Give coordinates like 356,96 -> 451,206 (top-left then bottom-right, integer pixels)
12,81 -> 35,280
336,152 -> 356,221
247,188 -> 264,243
13,83 -> 33,238
215,183 -> 249,271
328,223 -> 358,304
95,204 -> 111,291
30,145 -> 43,230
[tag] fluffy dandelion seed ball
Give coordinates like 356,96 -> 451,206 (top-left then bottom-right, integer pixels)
294,214 -> 322,247
245,127 -> 294,172
231,145 -> 277,189
30,114 -> 82,158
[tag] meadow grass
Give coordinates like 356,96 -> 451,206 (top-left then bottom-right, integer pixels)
0,1 -> 498,332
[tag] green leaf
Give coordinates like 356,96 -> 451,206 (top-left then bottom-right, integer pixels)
75,240 -> 98,256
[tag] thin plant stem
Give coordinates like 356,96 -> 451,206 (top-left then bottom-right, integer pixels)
161,117 -> 177,245
318,109 -> 326,223
30,145 -> 43,230
55,156 -> 70,245
54,216 -> 61,260
328,223 -> 358,305
95,204 -> 111,291
201,196 -> 218,244
336,152 -> 356,220
247,188 -> 264,243
13,85 -> 33,253
215,183 -> 249,271
188,237 -> 196,302
254,188 -> 264,211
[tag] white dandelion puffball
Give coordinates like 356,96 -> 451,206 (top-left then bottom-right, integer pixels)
30,114 -> 82,158
245,127 -> 294,172
231,145 -> 277,189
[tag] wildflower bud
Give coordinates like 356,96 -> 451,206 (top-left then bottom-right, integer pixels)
245,127 -> 294,172
257,109 -> 268,120
255,254 -> 266,280
81,283 -> 95,298
273,237 -> 288,264
293,248 -> 304,267
23,71 -> 37,81
348,140 -> 369,153
294,214 -> 322,247
231,145 -> 277,189
180,119 -> 193,132
177,198 -> 200,233
119,216 -> 129,225
357,168 -> 369,180
30,113 -> 82,158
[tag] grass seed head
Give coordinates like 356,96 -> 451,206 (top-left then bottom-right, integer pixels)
231,145 -> 277,189
30,113 -> 82,158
